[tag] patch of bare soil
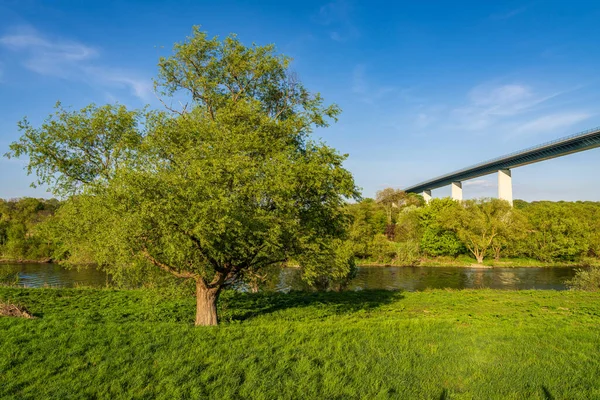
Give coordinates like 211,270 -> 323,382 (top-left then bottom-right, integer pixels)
0,302 -> 35,319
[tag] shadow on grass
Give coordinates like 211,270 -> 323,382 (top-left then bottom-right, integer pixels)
219,289 -> 404,323
541,386 -> 554,400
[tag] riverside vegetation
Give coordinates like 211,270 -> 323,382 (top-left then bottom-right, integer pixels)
3,196 -> 600,267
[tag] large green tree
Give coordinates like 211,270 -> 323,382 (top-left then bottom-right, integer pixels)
418,198 -> 464,257
6,28 -> 359,325
519,201 -> 589,261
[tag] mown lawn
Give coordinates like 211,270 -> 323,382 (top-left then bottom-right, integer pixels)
1,288 -> 599,399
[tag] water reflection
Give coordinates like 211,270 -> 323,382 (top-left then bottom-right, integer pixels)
0,263 -> 110,288
341,266 -> 576,292
0,263 -> 578,291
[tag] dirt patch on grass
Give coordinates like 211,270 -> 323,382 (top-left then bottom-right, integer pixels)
0,302 -> 35,319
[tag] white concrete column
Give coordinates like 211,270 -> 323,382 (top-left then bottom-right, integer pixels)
451,181 -> 463,201
498,169 -> 513,206
422,190 -> 432,204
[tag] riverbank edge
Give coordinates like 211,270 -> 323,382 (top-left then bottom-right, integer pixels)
355,257 -> 600,268
2,257 -> 595,268
0,259 -> 53,264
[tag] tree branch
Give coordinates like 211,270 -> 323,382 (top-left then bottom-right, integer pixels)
141,248 -> 197,279
171,222 -> 226,273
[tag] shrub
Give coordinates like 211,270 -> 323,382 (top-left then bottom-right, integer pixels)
567,267 -> 600,291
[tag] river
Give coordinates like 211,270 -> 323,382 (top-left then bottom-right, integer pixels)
0,263 -> 579,291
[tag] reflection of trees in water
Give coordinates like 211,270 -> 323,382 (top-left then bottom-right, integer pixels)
499,271 -> 517,285
349,266 -> 574,291
2,263 -> 109,288
3,264 -> 579,291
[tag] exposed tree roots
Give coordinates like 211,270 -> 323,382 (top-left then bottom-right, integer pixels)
0,302 -> 35,319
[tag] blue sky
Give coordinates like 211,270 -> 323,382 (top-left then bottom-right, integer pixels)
1,0 -> 600,201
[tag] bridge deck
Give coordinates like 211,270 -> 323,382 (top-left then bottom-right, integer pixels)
404,126 -> 600,194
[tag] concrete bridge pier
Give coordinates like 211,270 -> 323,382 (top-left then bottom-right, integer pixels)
498,169 -> 513,206
451,181 -> 463,201
422,190 -> 432,204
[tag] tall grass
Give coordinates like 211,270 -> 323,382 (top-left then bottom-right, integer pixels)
1,288 -> 599,399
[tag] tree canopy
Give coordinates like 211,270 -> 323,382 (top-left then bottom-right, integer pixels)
6,27 -> 359,325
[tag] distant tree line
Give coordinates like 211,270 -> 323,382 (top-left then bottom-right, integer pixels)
3,192 -> 600,268
0,198 -> 60,262
346,189 -> 600,265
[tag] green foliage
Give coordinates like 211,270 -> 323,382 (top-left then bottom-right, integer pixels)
342,194 -> 600,266
369,233 -> 398,263
442,198 -> 514,264
567,267 -> 600,291
2,287 -> 600,399
7,28 -> 359,324
418,198 -> 464,257
155,26 -> 341,126
299,239 -> 357,291
393,240 -> 421,266
346,199 -> 387,258
6,103 -> 144,196
521,201 -> 591,261
0,198 -> 60,261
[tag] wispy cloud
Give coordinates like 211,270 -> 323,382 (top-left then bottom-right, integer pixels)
490,6 -> 528,20
351,64 -> 394,104
515,112 -> 592,135
0,30 -> 98,73
313,0 -> 359,42
396,79 -> 593,143
82,66 -> 153,102
451,83 -> 561,131
0,26 -> 152,101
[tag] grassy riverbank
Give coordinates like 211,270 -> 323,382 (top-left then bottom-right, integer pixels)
357,255 -> 600,268
1,288 -> 600,399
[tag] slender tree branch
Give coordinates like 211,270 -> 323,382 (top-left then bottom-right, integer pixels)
141,248 -> 197,279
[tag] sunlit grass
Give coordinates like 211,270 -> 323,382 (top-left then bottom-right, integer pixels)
1,288 -> 599,399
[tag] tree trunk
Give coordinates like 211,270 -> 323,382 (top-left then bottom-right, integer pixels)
475,253 -> 484,264
494,246 -> 501,261
195,281 -> 220,326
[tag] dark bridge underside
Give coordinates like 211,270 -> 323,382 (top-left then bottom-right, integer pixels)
404,127 -> 600,194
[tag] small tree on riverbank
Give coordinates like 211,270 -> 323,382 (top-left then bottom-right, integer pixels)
6,27 -> 359,325
442,198 -> 513,264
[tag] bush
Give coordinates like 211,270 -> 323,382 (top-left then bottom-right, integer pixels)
370,234 -> 397,263
393,241 -> 420,266
567,267 -> 600,291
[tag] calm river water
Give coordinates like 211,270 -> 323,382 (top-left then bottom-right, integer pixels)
0,263 -> 579,291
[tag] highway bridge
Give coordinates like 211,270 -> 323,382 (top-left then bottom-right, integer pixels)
403,126 -> 600,205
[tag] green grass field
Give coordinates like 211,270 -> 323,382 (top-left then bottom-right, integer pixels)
1,287 -> 599,399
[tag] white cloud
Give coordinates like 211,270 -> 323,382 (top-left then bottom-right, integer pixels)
490,6 -> 528,20
351,64 -> 367,94
398,80 -> 591,144
82,66 -> 154,102
0,26 -> 152,101
515,112 -> 592,135
313,0 -> 359,42
351,64 -> 394,104
452,83 -> 561,131
415,113 -> 432,129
